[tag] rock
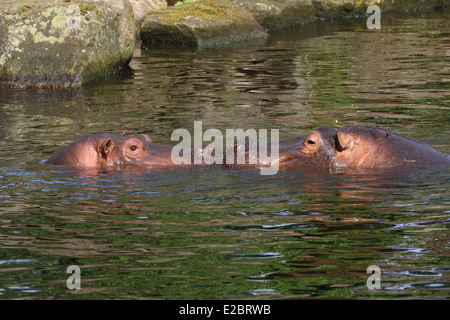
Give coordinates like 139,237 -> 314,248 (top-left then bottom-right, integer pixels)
311,0 -> 449,19
167,0 -> 184,5
2,0 -> 446,88
141,0 -> 446,48
0,0 -> 135,88
376,0 -> 448,12
230,0 -> 316,31
140,0 -> 268,47
311,0 -> 368,20
128,0 -> 167,34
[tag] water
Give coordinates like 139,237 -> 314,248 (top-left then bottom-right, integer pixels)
0,11 -> 449,300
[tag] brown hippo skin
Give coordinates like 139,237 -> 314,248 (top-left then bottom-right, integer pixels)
333,125 -> 450,169
223,125 -> 338,172
45,133 -> 189,170
279,125 -> 338,169
228,125 -> 450,171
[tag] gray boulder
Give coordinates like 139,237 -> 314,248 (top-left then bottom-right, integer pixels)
140,0 -> 268,47
230,0 -> 316,31
311,0 -> 449,19
0,0 -> 135,88
128,0 -> 167,34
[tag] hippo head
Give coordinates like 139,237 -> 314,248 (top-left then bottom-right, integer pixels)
332,125 -> 388,168
95,134 -> 155,167
295,125 -> 402,169
332,125 -> 450,168
278,125 -> 338,169
46,133 -> 176,169
281,124 -> 450,170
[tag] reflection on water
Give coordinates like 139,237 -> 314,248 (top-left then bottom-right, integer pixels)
0,11 -> 449,299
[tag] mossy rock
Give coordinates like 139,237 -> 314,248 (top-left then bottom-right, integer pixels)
0,0 -> 135,88
230,0 -> 317,31
311,0 -> 450,19
140,0 -> 268,47
376,0 -> 449,12
128,0 -> 167,36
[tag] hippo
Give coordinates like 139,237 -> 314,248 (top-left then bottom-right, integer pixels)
45,133 -> 201,170
333,125 -> 450,169
225,125 -> 450,172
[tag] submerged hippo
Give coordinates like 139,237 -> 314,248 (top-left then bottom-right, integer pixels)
333,125 -> 450,169
45,133 -> 200,170
226,125 -> 450,172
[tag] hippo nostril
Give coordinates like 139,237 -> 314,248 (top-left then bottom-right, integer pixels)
307,140 -> 316,145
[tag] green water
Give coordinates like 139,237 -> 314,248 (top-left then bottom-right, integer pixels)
0,11 -> 449,300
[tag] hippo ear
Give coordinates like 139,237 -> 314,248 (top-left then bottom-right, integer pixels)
100,138 -> 114,158
336,130 -> 353,151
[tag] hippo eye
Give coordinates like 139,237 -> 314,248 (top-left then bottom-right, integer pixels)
129,145 -> 138,152
307,140 -> 316,145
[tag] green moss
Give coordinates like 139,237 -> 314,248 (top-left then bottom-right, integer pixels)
0,0 -> 135,88
19,5 -> 32,13
79,5 -> 96,16
95,8 -> 103,22
140,22 -> 197,45
154,12 -> 183,24
81,52 -> 132,86
313,0 -> 447,19
148,0 -> 251,25
125,3 -> 135,30
141,0 -> 269,47
313,0 -> 369,19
